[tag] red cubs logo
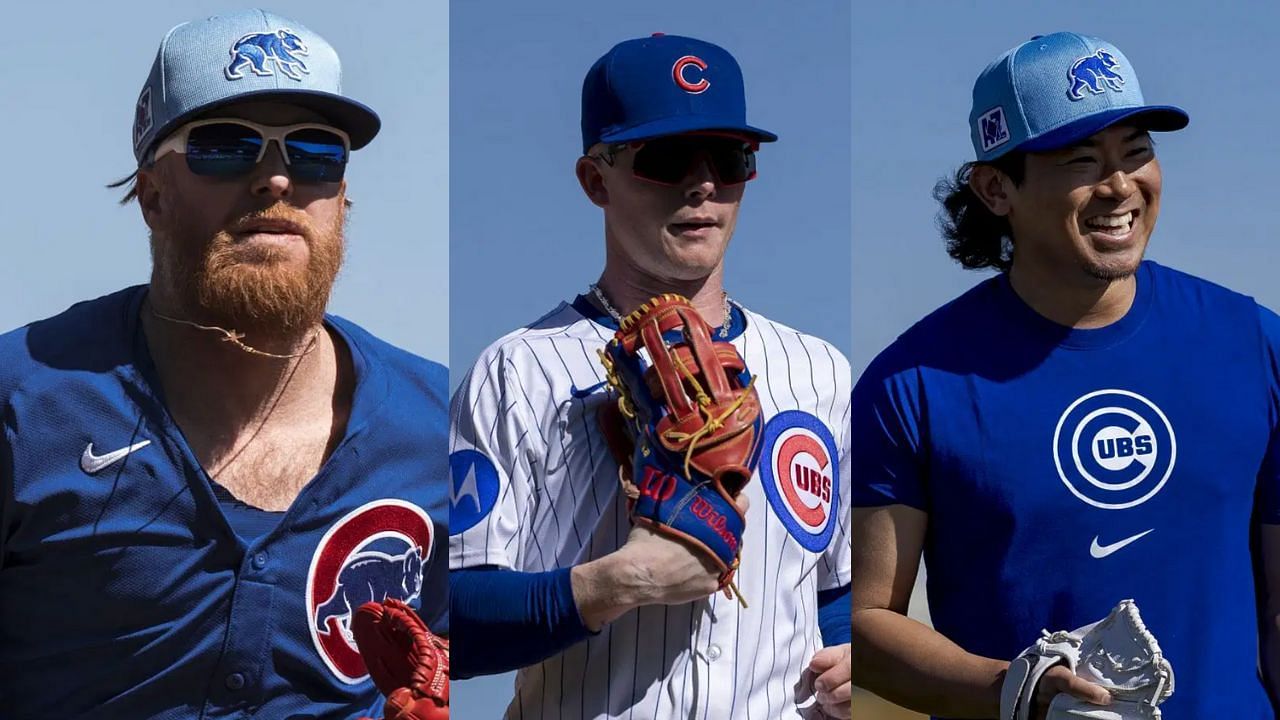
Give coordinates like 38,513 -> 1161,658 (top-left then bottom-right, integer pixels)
774,429 -> 832,528
306,499 -> 435,684
760,411 -> 839,551
672,55 -> 710,94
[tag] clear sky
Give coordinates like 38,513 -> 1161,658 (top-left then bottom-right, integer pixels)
449,0 -> 851,715
1,0 -> 448,363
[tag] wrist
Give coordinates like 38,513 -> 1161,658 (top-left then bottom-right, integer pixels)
571,552 -> 642,631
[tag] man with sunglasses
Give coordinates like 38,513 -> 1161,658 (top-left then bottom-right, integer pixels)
849,32 -> 1279,719
0,10 -> 447,718
448,34 -> 852,719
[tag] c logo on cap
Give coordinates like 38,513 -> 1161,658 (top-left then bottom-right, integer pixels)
673,55 -> 710,94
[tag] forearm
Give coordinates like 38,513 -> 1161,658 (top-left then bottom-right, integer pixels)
851,607 -> 1006,718
450,566 -> 593,678
570,550 -> 653,631
1263,611 -> 1280,708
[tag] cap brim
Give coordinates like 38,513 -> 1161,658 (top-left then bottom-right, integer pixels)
146,89 -> 381,158
600,114 -> 777,146
1019,105 -> 1188,153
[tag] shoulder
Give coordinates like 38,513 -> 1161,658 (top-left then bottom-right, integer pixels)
0,287 -> 143,401
859,275 -> 1003,385
462,301 -> 610,383
742,309 -> 851,371
1144,260 -> 1258,308
327,315 -> 448,406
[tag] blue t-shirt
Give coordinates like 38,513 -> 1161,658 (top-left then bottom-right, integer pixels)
852,261 -> 1279,719
0,286 -> 450,719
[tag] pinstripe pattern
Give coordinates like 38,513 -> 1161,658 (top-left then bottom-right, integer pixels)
450,300 -> 851,719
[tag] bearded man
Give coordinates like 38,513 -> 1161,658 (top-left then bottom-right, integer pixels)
0,10 -> 448,718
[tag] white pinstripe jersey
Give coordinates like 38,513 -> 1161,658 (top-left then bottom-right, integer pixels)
449,296 -> 851,720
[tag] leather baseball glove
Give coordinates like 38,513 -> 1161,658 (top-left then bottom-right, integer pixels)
597,293 -> 763,607
1000,599 -> 1174,720
352,598 -> 450,720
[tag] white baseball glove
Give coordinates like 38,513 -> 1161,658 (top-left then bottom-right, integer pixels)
1000,599 -> 1174,720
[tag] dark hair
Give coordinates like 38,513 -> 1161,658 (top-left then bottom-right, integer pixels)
107,170 -> 140,205
933,151 -> 1026,272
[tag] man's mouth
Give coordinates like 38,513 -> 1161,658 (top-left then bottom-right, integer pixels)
670,217 -> 719,234
1083,210 -> 1135,236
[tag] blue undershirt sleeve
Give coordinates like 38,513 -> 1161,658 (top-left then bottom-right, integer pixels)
449,565 -> 596,679
817,584 -> 852,646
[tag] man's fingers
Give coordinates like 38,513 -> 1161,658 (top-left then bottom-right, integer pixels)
734,492 -> 750,514
808,645 -> 845,674
1064,674 -> 1112,705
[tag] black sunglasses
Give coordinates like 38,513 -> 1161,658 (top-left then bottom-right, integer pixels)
153,119 -> 350,183
597,134 -> 758,186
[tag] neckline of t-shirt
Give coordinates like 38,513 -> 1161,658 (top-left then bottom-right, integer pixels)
994,261 -> 1155,350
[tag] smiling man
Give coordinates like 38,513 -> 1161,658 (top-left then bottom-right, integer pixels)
0,10 -> 447,718
448,33 -> 852,720
848,32 -> 1280,719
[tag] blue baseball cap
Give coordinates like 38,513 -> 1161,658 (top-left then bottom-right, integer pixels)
969,32 -> 1187,161
581,33 -> 777,154
132,9 -> 380,164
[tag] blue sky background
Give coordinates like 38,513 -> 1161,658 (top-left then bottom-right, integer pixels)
449,0 -> 851,715
1,0 -> 448,363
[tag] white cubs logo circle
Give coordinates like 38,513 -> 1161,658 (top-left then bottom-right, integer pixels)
760,410 -> 838,551
306,499 -> 435,684
1052,389 -> 1176,510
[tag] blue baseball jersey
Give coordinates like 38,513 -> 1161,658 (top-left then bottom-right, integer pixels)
851,261 -> 1279,719
0,286 -> 449,719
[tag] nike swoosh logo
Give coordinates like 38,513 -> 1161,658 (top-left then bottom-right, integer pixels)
569,381 -> 608,399
1090,529 -> 1154,559
80,440 -> 152,474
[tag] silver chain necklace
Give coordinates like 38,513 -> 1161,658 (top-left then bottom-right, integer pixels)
589,283 -> 733,338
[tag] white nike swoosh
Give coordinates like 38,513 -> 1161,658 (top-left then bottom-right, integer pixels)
1090,529 -> 1154,559
80,440 -> 152,474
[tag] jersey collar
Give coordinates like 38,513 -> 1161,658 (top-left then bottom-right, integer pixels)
571,294 -> 748,342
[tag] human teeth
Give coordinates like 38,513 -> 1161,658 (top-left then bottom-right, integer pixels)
1085,211 -> 1133,233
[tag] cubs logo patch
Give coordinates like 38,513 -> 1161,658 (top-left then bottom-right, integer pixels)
133,87 -> 153,151
1067,49 -> 1124,101
449,450 -> 501,534
759,410 -> 839,551
225,28 -> 310,81
1053,389 -> 1176,510
306,499 -> 434,684
672,55 -> 710,94
978,106 -> 1009,152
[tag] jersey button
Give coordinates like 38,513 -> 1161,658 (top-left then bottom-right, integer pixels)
252,551 -> 269,570
225,672 -> 246,690
707,644 -> 722,661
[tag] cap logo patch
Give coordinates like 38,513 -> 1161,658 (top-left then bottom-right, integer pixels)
1067,49 -> 1124,101
978,106 -> 1010,152
225,28 -> 311,82
133,87 -> 153,151
672,55 -> 710,94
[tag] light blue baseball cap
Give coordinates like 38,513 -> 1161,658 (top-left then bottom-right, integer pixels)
132,9 -> 380,164
969,32 -> 1187,161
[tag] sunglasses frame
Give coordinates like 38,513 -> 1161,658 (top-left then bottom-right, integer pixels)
592,131 -> 760,187
151,118 -> 352,180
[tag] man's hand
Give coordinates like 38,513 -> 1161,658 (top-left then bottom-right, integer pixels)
572,495 -> 750,631
1031,665 -> 1111,720
808,644 -> 851,718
